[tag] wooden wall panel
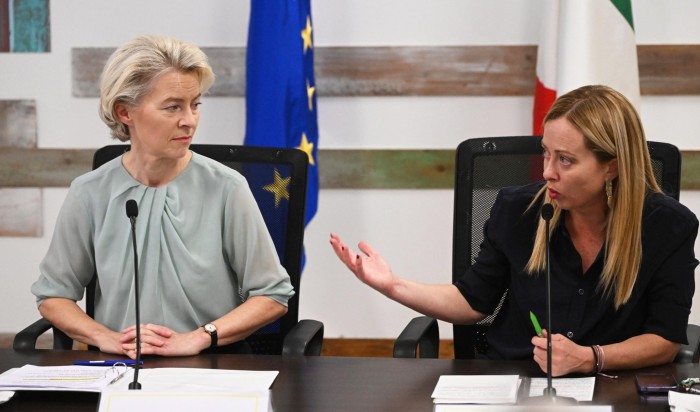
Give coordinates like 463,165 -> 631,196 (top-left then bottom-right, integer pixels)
0,100 -> 37,147
2,147 -> 699,191
0,99 -> 42,237
72,45 -> 700,97
8,0 -> 51,52
0,188 -> 42,236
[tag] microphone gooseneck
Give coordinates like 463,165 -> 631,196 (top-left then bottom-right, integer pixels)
522,203 -> 575,404
541,202 -> 555,397
125,199 -> 142,390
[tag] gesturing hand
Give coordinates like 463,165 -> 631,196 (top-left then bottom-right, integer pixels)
330,233 -> 397,295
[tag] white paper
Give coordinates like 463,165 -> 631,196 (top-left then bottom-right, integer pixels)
98,389 -> 271,412
528,377 -> 596,402
432,375 -> 520,404
0,365 -> 123,392
434,405 -> 612,411
0,391 -> 15,404
669,390 -> 700,412
108,368 -> 278,392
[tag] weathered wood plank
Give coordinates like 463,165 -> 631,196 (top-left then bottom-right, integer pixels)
0,1 -> 10,52
0,100 -> 37,147
0,188 -> 42,236
682,151 -> 700,191
2,148 -> 700,191
9,0 -> 50,52
72,45 -> 700,97
638,45 -> 700,95
319,149 -> 454,189
0,100 -> 42,237
315,46 -> 535,96
0,148 -> 93,187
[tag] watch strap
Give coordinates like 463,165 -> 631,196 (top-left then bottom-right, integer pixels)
202,323 -> 218,348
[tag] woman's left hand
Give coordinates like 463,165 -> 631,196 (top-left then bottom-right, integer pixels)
531,330 -> 594,376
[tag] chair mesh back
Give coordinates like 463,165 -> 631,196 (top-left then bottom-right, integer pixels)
91,144 -> 308,355
451,136 -> 681,359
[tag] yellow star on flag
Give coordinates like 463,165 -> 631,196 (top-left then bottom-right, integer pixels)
297,133 -> 315,166
306,80 -> 315,111
263,168 -> 291,208
301,16 -> 313,54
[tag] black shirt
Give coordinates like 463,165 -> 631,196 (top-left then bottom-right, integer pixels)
455,183 -> 699,360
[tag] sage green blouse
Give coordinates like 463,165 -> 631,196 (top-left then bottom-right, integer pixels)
32,152 -> 294,333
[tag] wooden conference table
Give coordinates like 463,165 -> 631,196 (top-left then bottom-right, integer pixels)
0,348 -> 697,411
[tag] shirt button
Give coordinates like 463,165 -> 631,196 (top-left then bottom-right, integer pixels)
578,289 -> 585,295
567,331 -> 574,338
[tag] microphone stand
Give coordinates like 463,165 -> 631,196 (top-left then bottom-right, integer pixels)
126,200 -> 142,390
522,203 -> 575,404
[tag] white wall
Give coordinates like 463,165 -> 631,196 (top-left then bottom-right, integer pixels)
1,0 -> 700,341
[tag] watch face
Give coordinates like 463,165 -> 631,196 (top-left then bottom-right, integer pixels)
204,324 -> 217,334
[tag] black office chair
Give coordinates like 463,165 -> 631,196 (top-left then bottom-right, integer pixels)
14,144 -> 323,356
393,136 -> 700,363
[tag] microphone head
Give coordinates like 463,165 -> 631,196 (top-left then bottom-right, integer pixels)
541,203 -> 554,221
126,199 -> 139,219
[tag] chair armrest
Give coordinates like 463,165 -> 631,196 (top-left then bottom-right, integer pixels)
13,318 -> 73,351
282,319 -> 324,356
675,324 -> 700,363
393,316 -> 439,358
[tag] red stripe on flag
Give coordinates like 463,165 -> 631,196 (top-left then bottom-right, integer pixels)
532,78 -> 556,136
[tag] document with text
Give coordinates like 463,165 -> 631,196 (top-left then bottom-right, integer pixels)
528,377 -> 595,401
432,375 -> 520,404
0,365 -> 125,392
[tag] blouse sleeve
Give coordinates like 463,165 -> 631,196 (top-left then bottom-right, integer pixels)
223,180 -> 295,306
31,186 -> 95,306
641,201 -> 699,344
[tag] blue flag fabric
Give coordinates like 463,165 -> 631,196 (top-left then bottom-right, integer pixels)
244,0 -> 319,230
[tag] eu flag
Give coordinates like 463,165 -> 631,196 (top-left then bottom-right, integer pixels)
244,0 -> 319,235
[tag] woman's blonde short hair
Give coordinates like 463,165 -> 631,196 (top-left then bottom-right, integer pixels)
98,35 -> 215,141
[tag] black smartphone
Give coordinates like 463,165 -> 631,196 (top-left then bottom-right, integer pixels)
635,373 -> 678,394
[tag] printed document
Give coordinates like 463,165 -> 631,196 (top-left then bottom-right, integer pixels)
0,365 -> 124,392
432,375 -> 520,404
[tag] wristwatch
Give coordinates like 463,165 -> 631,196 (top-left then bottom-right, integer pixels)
202,323 -> 218,348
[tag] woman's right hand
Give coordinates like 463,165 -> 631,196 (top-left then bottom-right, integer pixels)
330,233 -> 397,295
95,330 -> 134,356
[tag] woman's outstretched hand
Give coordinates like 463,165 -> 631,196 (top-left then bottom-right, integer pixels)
330,233 -> 396,295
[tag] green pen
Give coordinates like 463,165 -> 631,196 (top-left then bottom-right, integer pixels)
530,311 -> 543,337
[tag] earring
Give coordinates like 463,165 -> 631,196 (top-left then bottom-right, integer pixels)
605,180 -> 613,208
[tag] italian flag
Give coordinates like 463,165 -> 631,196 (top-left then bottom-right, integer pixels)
533,0 -> 640,135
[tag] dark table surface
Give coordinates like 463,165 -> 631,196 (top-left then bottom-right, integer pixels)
0,348 -> 696,411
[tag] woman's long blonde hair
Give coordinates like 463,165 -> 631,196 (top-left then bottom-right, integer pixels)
525,85 -> 661,309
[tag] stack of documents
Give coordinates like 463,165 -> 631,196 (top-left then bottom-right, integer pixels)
432,375 -> 520,404
0,365 -> 124,392
0,365 -> 280,411
431,375 -> 597,405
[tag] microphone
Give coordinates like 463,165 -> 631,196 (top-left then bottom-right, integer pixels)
125,200 -> 142,390
541,203 -> 555,398
522,203 -> 575,404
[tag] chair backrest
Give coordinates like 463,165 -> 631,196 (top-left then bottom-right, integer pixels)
90,144 -> 308,355
452,136 -> 681,359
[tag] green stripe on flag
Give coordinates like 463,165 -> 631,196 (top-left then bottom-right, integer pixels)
611,0 -> 634,30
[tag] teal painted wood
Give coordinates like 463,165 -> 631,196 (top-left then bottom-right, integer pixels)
11,0 -> 50,52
